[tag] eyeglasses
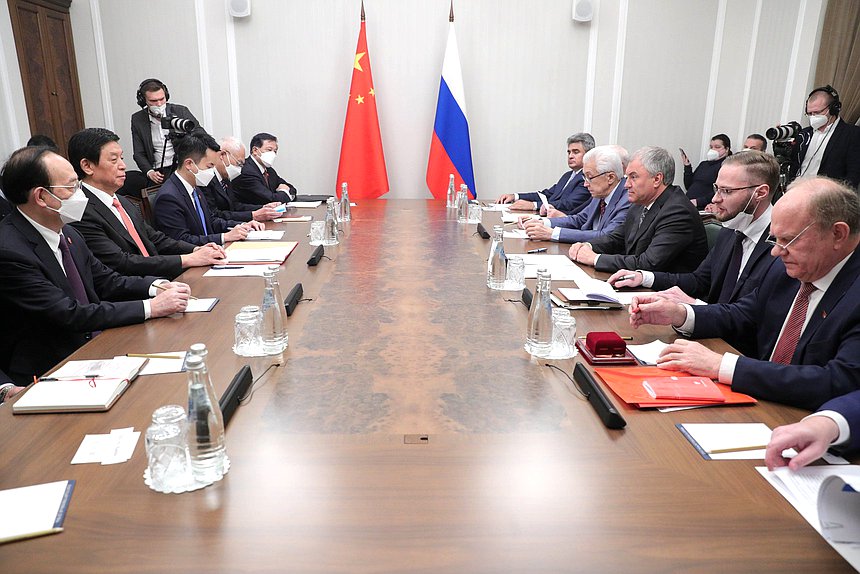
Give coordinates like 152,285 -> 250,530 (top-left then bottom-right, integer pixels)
47,181 -> 83,194
765,221 -> 816,252
805,106 -> 828,116
711,183 -> 762,198
583,171 -> 611,184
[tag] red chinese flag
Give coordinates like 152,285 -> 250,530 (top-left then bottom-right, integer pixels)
336,19 -> 389,200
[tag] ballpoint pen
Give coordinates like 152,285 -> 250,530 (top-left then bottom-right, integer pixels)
527,248 -> 548,254
617,274 -> 637,281
154,283 -> 198,300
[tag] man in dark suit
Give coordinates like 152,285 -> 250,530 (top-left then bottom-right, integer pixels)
231,132 -> 297,206
520,145 -> 631,243
789,85 -> 860,188
609,151 -> 780,356
0,146 -> 190,384
766,390 -> 860,470
153,131 -> 260,246
497,133 -> 593,215
201,136 -> 281,223
629,176 -> 860,410
67,128 -> 225,279
131,78 -> 200,186
569,146 -> 709,273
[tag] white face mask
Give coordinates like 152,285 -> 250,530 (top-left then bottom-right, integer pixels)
44,187 -> 88,224
259,150 -> 277,168
148,104 -> 166,118
706,149 -> 720,161
225,162 -> 242,181
808,114 -> 828,130
190,164 -> 216,187
721,190 -> 759,232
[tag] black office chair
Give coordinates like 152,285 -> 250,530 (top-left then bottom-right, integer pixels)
704,221 -> 723,251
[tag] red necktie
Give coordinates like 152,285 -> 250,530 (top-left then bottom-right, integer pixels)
112,197 -> 150,256
598,199 -> 607,219
263,170 -> 270,189
771,282 -> 817,364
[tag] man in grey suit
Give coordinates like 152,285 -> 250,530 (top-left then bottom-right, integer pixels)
568,146 -> 708,273
520,145 -> 631,244
131,78 -> 200,186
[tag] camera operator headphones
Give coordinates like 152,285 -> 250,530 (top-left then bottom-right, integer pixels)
136,78 -> 170,108
807,85 -> 841,116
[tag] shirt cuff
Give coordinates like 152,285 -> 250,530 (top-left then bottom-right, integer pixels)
640,270 -> 655,288
551,227 -> 561,241
143,301 -> 152,320
542,218 -> 552,228
693,298 -> 707,306
514,193 -> 520,201
718,352 -> 739,384
806,411 -> 850,446
677,303 -> 696,334
148,279 -> 168,297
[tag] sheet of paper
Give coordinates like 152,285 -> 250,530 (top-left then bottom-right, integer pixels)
184,298 -> 218,313
246,230 -> 284,240
273,215 -> 312,223
680,423 -> 773,460
289,201 -> 322,208
537,192 -> 549,208
525,265 -> 583,281
102,428 -> 140,465
628,340 -> 670,365
501,211 -> 520,223
203,266 -> 272,277
504,229 -> 528,239
518,254 -> 576,267
49,356 -> 145,380
71,427 -> 139,465
136,352 -> 187,376
0,480 -> 74,543
481,203 -> 509,212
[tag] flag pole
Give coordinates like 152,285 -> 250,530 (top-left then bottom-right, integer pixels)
361,0 -> 365,22
449,0 -> 454,22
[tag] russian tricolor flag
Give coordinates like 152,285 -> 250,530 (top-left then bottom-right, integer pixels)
426,20 -> 476,199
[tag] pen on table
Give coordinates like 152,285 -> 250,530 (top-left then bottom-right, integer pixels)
38,375 -> 100,382
527,248 -> 548,254
126,353 -> 184,360
577,335 -> 633,340
154,283 -> 198,300
617,274 -> 637,282
707,444 -> 768,455
211,265 -> 244,270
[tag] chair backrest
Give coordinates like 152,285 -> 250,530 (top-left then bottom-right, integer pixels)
704,221 -> 723,251
139,185 -> 161,225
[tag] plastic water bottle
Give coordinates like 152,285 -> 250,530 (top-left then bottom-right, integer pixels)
525,268 -> 553,357
261,268 -> 288,354
487,225 -> 507,289
446,174 -> 456,208
457,186 -> 469,223
323,197 -> 339,245
186,353 -> 226,484
340,182 -> 351,222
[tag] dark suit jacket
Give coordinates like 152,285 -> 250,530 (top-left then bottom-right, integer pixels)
519,170 -> 591,215
819,391 -> 860,453
0,211 -> 156,384
202,177 -> 257,222
71,186 -> 197,280
588,185 -> 709,273
152,173 -> 241,246
548,180 -> 631,243
790,120 -> 860,189
231,158 -> 297,206
0,194 -> 11,221
692,250 -> 860,410
131,103 -> 199,174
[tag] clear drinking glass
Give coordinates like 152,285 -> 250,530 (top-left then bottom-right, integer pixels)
505,255 -> 526,290
468,203 -> 482,224
233,306 -> 264,356
309,221 -> 325,245
549,309 -> 577,359
145,404 -> 191,492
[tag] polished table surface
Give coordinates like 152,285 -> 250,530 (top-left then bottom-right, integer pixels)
0,200 -> 855,573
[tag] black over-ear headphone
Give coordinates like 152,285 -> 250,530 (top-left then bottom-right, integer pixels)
136,78 -> 170,108
807,85 -> 841,116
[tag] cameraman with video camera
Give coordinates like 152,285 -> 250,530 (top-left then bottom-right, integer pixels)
131,78 -> 200,187
786,85 -> 860,189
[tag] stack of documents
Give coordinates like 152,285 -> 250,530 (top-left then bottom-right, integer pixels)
71,427 -> 140,465
246,230 -> 285,241
223,241 -> 297,264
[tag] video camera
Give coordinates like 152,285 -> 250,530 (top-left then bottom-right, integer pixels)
160,116 -> 196,133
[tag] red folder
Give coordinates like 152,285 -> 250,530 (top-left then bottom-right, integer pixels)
593,366 -> 757,408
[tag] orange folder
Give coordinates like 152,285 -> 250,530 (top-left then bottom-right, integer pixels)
593,366 -> 757,408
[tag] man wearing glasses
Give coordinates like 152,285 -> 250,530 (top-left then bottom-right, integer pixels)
0,147 -> 191,385
608,151 -> 779,356
200,136 -> 282,223
789,85 -> 860,189
627,176 -> 860,410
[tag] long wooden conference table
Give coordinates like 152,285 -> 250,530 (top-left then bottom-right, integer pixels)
0,200 -> 855,572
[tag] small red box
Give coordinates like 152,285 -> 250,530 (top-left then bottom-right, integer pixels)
585,332 -> 626,356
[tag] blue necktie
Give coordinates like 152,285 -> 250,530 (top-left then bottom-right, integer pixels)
192,189 -> 209,235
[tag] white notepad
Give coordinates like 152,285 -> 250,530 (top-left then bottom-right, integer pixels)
246,230 -> 285,241
0,480 -> 75,544
12,378 -> 130,414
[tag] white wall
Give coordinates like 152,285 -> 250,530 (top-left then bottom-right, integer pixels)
0,0 -> 827,196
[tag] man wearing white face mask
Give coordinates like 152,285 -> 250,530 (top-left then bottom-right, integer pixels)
609,151 -> 779,357
152,131 -> 262,246
231,132 -> 298,206
789,85 -> 860,189
680,134 -> 732,209
131,78 -> 201,187
200,136 -> 281,223
0,146 -> 191,385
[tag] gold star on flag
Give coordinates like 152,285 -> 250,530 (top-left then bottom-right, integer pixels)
354,52 -> 366,72
355,94 -> 365,104
368,88 -> 375,97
